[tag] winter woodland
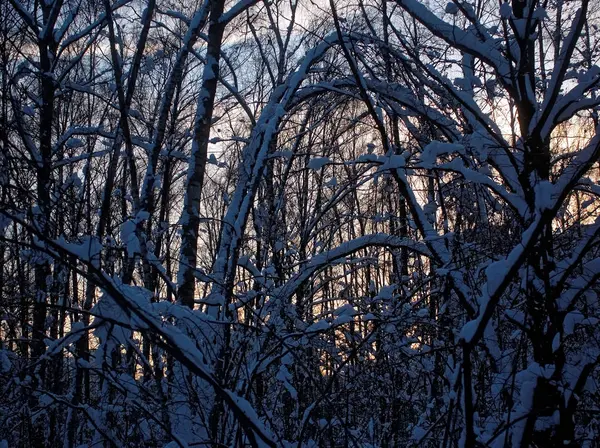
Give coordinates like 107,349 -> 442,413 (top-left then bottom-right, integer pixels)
1,0 -> 600,446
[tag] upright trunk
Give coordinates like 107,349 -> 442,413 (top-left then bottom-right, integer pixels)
30,3 -> 59,444
511,3 -> 568,445
178,0 -> 226,309
32,36 -> 54,366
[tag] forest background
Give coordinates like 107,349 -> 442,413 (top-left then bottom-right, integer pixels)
1,0 -> 600,446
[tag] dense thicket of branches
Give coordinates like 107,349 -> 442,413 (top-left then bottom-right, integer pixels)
1,0 -> 600,446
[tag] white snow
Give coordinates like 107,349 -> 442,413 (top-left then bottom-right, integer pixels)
445,2 -> 458,15
308,157 -> 331,170
500,2 -> 512,19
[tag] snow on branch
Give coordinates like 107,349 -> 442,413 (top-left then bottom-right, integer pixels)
276,234 -> 429,302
